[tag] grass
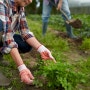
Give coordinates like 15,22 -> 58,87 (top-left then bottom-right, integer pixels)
0,14 -> 90,90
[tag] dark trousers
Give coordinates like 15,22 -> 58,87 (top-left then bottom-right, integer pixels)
0,20 -> 32,53
13,34 -> 32,53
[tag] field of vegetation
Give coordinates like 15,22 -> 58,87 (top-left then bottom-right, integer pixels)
0,14 -> 90,90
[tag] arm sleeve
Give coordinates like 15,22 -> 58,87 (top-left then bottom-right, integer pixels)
19,8 -> 34,40
0,3 -> 18,54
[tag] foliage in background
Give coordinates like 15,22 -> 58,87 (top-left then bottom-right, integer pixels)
73,14 -> 90,38
80,38 -> 90,50
25,0 -> 43,14
28,14 -> 90,38
25,0 -> 57,14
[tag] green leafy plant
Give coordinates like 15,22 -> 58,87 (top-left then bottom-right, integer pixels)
34,61 -> 86,90
80,38 -> 90,50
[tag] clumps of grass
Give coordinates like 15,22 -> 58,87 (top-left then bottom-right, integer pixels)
80,38 -> 90,50
34,61 -> 86,90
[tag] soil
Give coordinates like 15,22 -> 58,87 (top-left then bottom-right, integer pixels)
69,19 -> 82,29
54,30 -> 83,45
53,30 -> 90,57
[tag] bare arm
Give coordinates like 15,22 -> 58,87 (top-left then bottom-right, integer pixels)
10,48 -> 24,66
10,37 -> 41,66
26,37 -> 56,63
10,47 -> 34,85
26,37 -> 41,49
57,0 -> 62,10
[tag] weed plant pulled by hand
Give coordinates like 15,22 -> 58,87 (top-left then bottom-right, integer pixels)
34,61 -> 86,90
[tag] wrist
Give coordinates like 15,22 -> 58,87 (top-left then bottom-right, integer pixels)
37,45 -> 46,53
18,64 -> 27,72
36,44 -> 42,50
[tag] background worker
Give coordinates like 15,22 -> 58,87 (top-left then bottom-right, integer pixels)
42,0 -> 77,39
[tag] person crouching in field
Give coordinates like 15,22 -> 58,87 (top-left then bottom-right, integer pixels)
0,0 -> 56,85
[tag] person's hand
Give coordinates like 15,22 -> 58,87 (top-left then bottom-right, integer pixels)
24,0 -> 32,6
15,0 -> 32,7
37,45 -> 56,63
18,64 -> 34,85
26,0 -> 32,3
56,1 -> 62,11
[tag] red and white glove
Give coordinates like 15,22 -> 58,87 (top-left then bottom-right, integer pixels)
37,45 -> 56,63
18,64 -> 34,85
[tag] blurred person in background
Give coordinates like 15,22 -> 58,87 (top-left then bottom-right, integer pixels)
42,0 -> 77,39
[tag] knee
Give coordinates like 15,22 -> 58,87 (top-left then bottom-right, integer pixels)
19,44 -> 32,53
13,34 -> 32,53
42,16 -> 49,23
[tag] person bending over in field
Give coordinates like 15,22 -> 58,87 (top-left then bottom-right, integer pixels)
0,0 -> 56,85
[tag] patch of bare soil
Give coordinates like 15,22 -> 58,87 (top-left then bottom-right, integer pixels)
21,49 -> 39,69
21,85 -> 42,90
53,30 -> 83,45
54,30 -> 69,39
52,30 -> 90,58
76,84 -> 90,90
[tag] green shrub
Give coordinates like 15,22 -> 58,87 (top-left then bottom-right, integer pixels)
34,61 -> 86,90
80,38 -> 90,50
